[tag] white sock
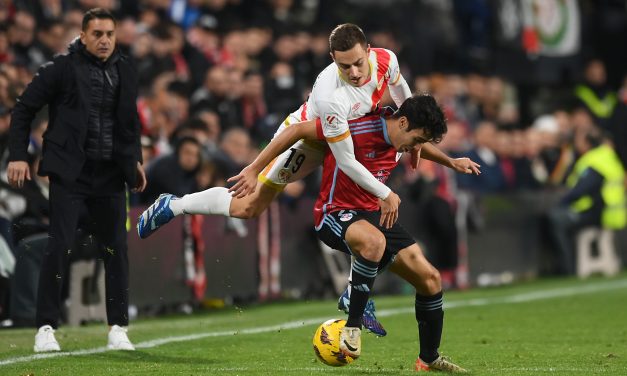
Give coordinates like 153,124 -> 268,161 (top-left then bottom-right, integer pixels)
169,187 -> 232,216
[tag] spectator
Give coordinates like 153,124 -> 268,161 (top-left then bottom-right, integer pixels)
413,159 -> 460,290
191,65 -> 241,129
0,25 -> 12,64
0,2 -> 11,25
243,26 -> 274,72
167,0 -> 201,30
547,125 -> 626,275
8,10 -> 37,68
457,121 -> 506,194
305,30 -> 331,83
17,0 -> 64,24
195,110 -> 222,151
239,71 -> 268,142
214,127 -> 254,179
607,74 -> 627,172
0,103 -> 11,156
266,61 -> 302,116
222,29 -> 249,71
140,135 -> 156,167
185,14 -> 220,70
138,23 -> 178,87
114,16 -> 137,57
28,19 -> 66,72
574,59 -> 617,131
62,8 -> 84,48
528,113 -> 575,187
141,136 -> 202,203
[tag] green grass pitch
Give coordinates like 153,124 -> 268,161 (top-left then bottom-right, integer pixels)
1,275 -> 626,375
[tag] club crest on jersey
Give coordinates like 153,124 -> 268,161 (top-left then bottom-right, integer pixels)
365,151 -> 376,159
278,168 -> 291,183
339,212 -> 353,222
375,170 -> 387,182
351,102 -> 361,114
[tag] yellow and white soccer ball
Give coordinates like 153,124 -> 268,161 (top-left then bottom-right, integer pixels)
312,319 -> 355,367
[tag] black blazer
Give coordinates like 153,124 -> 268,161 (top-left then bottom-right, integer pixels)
9,42 -> 142,185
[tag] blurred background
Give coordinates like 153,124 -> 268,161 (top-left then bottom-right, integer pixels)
0,0 -> 626,326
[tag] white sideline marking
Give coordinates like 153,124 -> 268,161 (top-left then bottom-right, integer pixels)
499,367 -> 612,373
1,279 -> 626,367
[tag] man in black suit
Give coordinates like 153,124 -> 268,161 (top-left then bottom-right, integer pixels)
7,8 -> 146,352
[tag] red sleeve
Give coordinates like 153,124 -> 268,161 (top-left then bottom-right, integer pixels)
315,118 -> 325,140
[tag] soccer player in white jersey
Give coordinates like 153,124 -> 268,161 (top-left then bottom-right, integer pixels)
138,24 -> 410,231
138,24 -> 452,335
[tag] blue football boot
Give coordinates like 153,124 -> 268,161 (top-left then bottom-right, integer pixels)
337,288 -> 387,337
137,193 -> 177,239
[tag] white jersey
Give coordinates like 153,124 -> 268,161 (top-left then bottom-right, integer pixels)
263,47 -> 409,199
288,48 -> 403,141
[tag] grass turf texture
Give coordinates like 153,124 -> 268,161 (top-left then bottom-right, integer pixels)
1,275 -> 626,375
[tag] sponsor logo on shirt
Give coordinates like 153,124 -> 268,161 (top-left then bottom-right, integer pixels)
351,102 -> 361,114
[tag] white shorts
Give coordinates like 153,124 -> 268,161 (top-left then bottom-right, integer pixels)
258,115 -> 325,191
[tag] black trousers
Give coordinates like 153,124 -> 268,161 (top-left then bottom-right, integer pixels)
547,205 -> 600,275
421,197 -> 458,270
36,160 -> 129,329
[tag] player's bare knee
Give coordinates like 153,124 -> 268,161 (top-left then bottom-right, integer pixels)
359,232 -> 386,262
231,185 -> 276,219
236,204 -> 262,219
229,205 -> 245,219
243,204 -> 258,219
423,267 -> 442,294
229,197 -> 264,219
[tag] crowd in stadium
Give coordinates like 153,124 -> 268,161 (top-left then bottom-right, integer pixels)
1,0 -> 626,326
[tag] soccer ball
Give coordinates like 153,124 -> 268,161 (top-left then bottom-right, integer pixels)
312,319 -> 355,367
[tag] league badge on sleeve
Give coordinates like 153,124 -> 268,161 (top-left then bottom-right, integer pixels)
325,113 -> 339,131
278,169 -> 292,183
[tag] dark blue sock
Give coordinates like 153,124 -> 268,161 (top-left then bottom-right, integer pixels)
346,257 -> 378,328
415,291 -> 444,363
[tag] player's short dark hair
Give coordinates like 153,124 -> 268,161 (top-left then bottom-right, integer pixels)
329,23 -> 367,53
394,94 -> 447,143
82,8 -> 116,31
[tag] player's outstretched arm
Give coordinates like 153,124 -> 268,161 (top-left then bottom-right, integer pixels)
420,143 -> 481,175
228,120 -> 318,198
